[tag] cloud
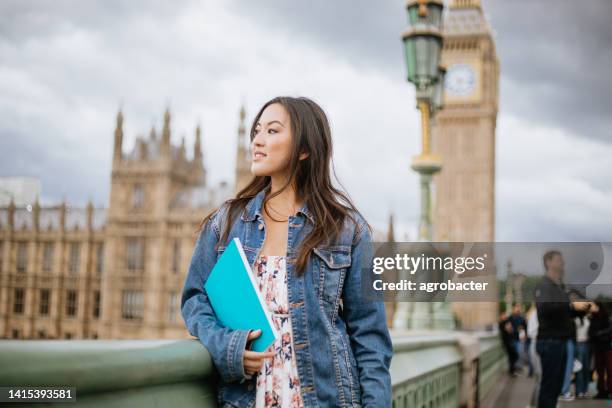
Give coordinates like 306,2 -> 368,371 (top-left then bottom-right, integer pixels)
497,114 -> 612,241
486,0 -> 612,143
226,0 -> 406,78
228,0 -> 612,144
0,0 -> 610,242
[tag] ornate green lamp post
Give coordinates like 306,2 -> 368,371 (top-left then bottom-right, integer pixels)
401,0 -> 444,242
397,0 -> 455,330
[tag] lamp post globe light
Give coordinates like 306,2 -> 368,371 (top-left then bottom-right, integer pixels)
402,0 -> 443,92
401,0 -> 445,242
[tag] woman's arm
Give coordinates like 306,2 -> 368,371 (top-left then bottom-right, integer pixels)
180,206 -> 251,383
342,219 -> 393,407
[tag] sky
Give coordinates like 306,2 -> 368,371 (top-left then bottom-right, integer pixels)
0,0 -> 611,242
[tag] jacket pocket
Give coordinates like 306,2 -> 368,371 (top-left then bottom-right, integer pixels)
312,246 -> 351,305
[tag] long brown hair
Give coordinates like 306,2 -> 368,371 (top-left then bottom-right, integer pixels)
197,96 -> 370,274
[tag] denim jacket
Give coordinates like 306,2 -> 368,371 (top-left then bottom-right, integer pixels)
181,189 -> 392,407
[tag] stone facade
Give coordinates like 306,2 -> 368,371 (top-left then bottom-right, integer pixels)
0,108 -> 238,339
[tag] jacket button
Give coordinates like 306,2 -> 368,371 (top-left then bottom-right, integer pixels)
247,383 -> 254,391
258,223 -> 264,230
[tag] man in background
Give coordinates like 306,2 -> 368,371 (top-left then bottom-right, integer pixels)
535,250 -> 594,408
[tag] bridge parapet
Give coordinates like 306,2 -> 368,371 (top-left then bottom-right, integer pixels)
0,332 -> 505,407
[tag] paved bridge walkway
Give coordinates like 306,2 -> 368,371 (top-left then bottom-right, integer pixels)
488,372 -> 610,408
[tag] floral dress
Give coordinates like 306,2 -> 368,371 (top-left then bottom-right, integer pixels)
253,254 -> 304,408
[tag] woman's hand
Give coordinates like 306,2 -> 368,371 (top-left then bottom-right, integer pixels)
243,329 -> 275,376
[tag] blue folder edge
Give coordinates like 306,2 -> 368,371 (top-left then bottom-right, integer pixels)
204,237 -> 279,352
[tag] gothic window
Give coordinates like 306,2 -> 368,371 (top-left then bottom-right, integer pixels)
132,184 -> 144,209
16,242 -> 27,273
168,292 -> 179,323
126,238 -> 144,271
96,243 -> 104,275
93,290 -> 101,319
122,290 -> 144,321
13,288 -> 25,314
66,290 -> 78,317
42,242 -> 54,272
172,239 -> 180,274
69,243 -> 80,275
39,289 -> 50,315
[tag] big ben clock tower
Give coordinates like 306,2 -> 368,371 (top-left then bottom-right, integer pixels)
431,0 -> 499,329
432,0 -> 499,243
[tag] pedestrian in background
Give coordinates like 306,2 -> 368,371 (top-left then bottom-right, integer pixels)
574,312 -> 592,398
526,304 -> 541,408
499,311 -> 519,376
509,303 -> 526,374
589,300 -> 612,399
534,250 -> 594,408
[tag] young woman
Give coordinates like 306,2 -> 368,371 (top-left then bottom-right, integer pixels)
181,96 -> 392,407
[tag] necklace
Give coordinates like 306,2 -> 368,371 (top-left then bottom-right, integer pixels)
264,201 -> 298,222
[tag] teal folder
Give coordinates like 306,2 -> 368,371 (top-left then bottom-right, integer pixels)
204,237 -> 278,352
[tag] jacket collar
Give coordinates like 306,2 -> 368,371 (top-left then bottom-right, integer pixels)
240,188 -> 314,224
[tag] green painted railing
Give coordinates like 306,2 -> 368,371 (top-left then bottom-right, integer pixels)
0,333 -> 505,407
391,335 -> 463,408
390,332 -> 506,408
0,340 -> 218,407
477,333 -> 508,402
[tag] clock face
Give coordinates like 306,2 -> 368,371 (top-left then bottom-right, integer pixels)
445,63 -> 476,97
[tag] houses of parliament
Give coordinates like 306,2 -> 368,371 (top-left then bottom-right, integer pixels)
0,107 -> 253,339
